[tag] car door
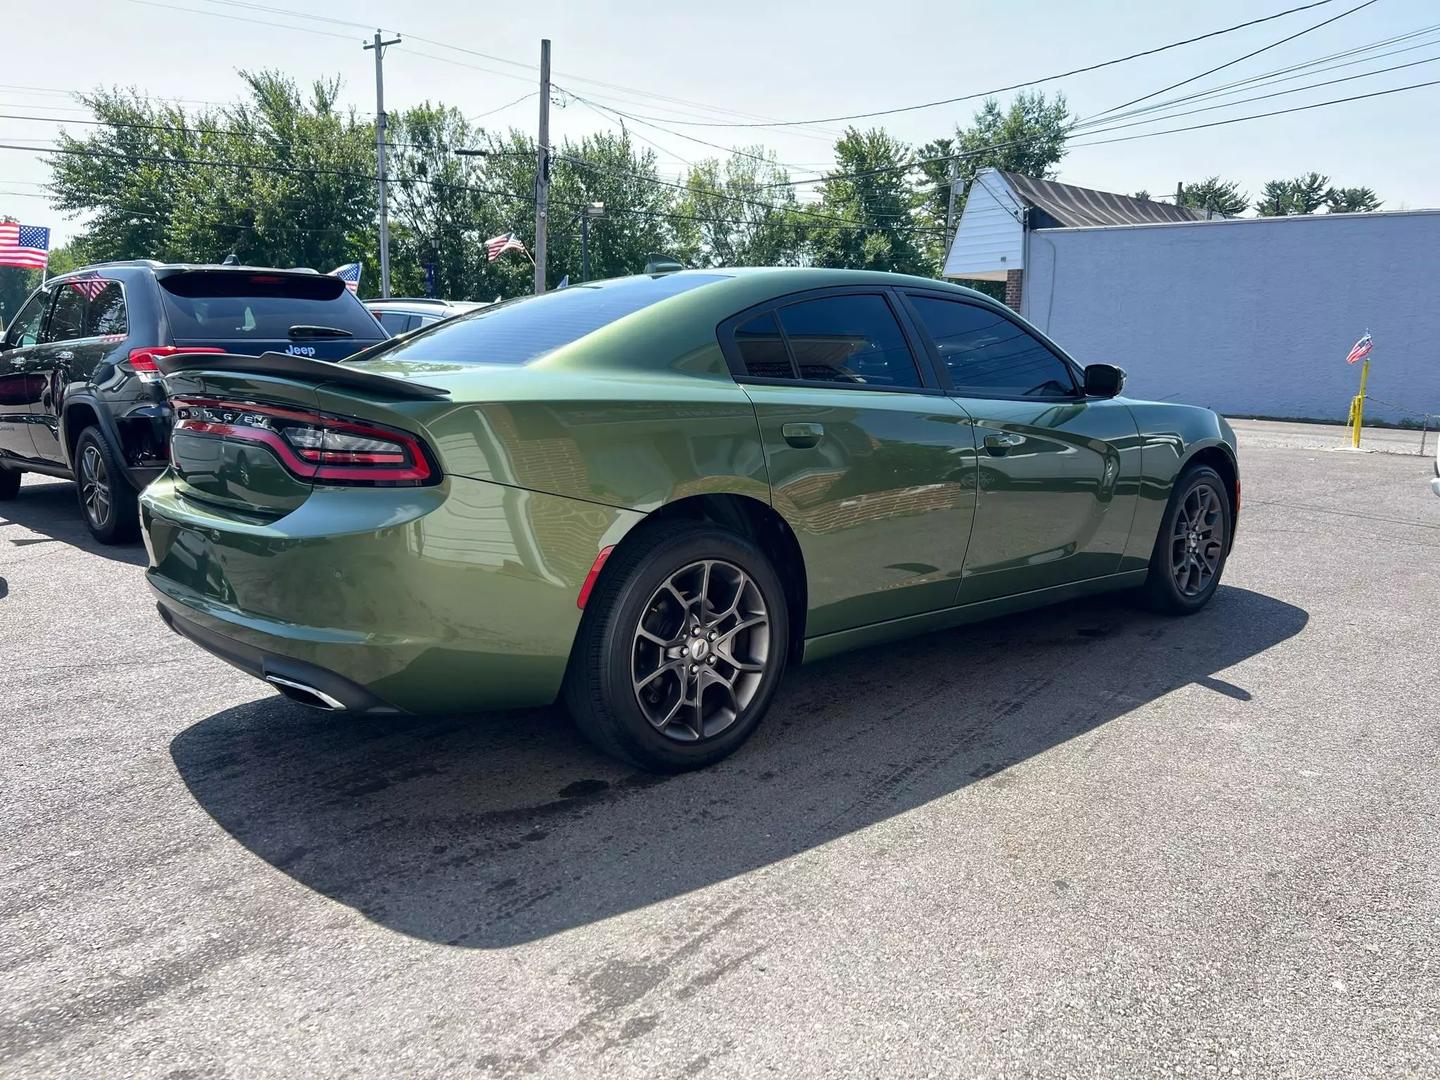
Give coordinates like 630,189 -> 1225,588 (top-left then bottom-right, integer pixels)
901,291 -> 1141,605
722,288 -> 978,638
26,276 -> 129,465
0,285 -> 55,461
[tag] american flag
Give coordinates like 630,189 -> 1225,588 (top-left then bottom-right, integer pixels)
66,272 -> 111,301
485,232 -> 528,262
0,222 -> 50,270
331,261 -> 363,294
1345,333 -> 1373,365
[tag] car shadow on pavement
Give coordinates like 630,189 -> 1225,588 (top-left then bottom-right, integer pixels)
0,479 -> 147,566
170,584 -> 1307,949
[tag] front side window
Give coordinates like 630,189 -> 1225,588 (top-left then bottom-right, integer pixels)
44,284 -> 87,343
4,289 -> 49,348
773,294 -> 922,389
909,296 -> 1076,398
375,311 -> 413,335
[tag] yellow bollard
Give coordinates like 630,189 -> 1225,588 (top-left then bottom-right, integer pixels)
1351,356 -> 1371,448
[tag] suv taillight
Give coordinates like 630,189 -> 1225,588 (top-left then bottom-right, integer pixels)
127,346 -> 226,382
171,398 -> 437,486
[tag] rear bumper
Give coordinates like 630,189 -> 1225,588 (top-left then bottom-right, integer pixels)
140,472 -> 645,714
155,597 -> 402,714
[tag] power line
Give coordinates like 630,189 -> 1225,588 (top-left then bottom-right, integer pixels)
1085,0 -> 1382,120
577,0 -> 1350,129
1069,75 -> 1440,148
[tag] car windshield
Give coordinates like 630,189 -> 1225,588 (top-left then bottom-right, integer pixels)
371,273 -> 728,366
159,271 -> 384,340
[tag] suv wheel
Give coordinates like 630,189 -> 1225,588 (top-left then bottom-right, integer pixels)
75,427 -> 140,544
1140,464 -> 1232,614
0,468 -> 19,501
563,521 -> 789,772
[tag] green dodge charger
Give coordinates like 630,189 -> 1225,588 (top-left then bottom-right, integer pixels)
142,268 -> 1238,771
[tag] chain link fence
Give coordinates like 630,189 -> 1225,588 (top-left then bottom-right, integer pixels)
1365,395 -> 1437,456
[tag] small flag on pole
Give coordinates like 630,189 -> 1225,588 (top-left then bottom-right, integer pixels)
485,232 -> 528,262
331,262 -> 363,294
0,222 -> 50,270
66,272 -> 111,301
1345,332 -> 1373,364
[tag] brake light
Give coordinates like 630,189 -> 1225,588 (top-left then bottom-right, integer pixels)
128,346 -> 226,383
171,397 -> 437,486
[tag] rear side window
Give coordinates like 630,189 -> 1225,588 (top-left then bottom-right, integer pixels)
773,294 -> 922,388
86,282 -> 127,336
377,273 -> 727,366
909,296 -> 1076,398
375,311 -> 413,335
733,312 -> 793,378
159,272 -> 384,341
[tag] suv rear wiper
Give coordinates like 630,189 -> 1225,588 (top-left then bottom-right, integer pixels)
288,324 -> 354,339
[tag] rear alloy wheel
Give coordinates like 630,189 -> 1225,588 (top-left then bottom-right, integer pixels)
1140,464 -> 1231,614
74,427 -> 140,544
0,468 -> 19,501
564,522 -> 789,772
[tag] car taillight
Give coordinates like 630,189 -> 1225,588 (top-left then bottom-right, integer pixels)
127,346 -> 226,382
171,397 -> 437,486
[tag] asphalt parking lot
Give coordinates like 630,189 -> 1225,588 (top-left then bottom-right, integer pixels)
2,420 -> 1437,1078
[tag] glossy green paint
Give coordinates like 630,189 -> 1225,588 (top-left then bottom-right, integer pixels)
140,268 -> 1238,715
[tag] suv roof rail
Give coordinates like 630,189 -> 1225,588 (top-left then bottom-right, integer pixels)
83,259 -> 165,270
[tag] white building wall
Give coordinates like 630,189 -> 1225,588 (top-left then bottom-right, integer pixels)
943,170 -> 1024,280
1023,211 -> 1440,424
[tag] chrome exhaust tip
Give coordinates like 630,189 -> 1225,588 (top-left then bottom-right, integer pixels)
265,674 -> 347,712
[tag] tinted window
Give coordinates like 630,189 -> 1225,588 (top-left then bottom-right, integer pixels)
375,311 -> 413,334
5,289 -> 49,347
733,312 -> 793,378
45,285 -> 87,342
159,271 -> 384,341
378,273 -> 727,366
85,281 -> 127,336
774,294 -> 921,388
910,296 -> 1076,398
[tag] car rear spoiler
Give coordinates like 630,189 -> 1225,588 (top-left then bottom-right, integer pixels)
155,350 -> 451,400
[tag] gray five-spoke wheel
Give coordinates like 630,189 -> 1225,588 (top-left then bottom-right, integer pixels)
1170,482 -> 1224,597
631,559 -> 771,743
80,443 -> 111,528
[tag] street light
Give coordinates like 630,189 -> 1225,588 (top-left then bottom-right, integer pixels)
581,201 -> 605,283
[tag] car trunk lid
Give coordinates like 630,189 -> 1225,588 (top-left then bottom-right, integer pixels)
158,353 -> 446,516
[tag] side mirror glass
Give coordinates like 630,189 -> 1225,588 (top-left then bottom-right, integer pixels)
1083,363 -> 1126,398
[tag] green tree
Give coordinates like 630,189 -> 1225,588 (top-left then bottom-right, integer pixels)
1177,176 -> 1248,217
671,150 -> 800,268
807,127 -> 928,276
1326,186 -> 1382,213
916,91 -> 1071,266
1253,179 -> 1294,216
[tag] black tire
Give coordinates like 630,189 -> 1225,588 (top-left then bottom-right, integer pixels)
0,467 -> 19,501
1139,464 -> 1232,614
74,426 -> 140,544
562,520 -> 790,773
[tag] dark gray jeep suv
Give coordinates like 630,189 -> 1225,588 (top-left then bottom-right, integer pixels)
0,261 -> 386,542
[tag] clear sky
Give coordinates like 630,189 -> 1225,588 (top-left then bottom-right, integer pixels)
5,0 -> 1439,246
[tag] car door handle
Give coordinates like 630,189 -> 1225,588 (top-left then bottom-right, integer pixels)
55,350 -> 74,361
781,422 -> 824,448
983,432 -> 1026,454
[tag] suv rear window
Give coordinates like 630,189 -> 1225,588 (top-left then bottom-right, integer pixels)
158,271 -> 384,341
375,273 -> 727,366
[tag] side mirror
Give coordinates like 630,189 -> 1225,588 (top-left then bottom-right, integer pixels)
1083,363 -> 1126,398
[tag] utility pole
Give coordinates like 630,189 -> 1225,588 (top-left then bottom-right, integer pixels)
944,156 -> 960,253
364,30 -> 401,298
581,202 -> 605,282
1175,181 -> 1184,208
534,38 -> 551,295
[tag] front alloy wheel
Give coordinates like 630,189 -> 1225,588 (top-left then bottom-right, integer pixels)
73,427 -> 140,544
1169,482 -> 1225,597
631,559 -> 771,742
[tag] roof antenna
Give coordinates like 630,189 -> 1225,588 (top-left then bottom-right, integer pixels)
221,252 -> 240,266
